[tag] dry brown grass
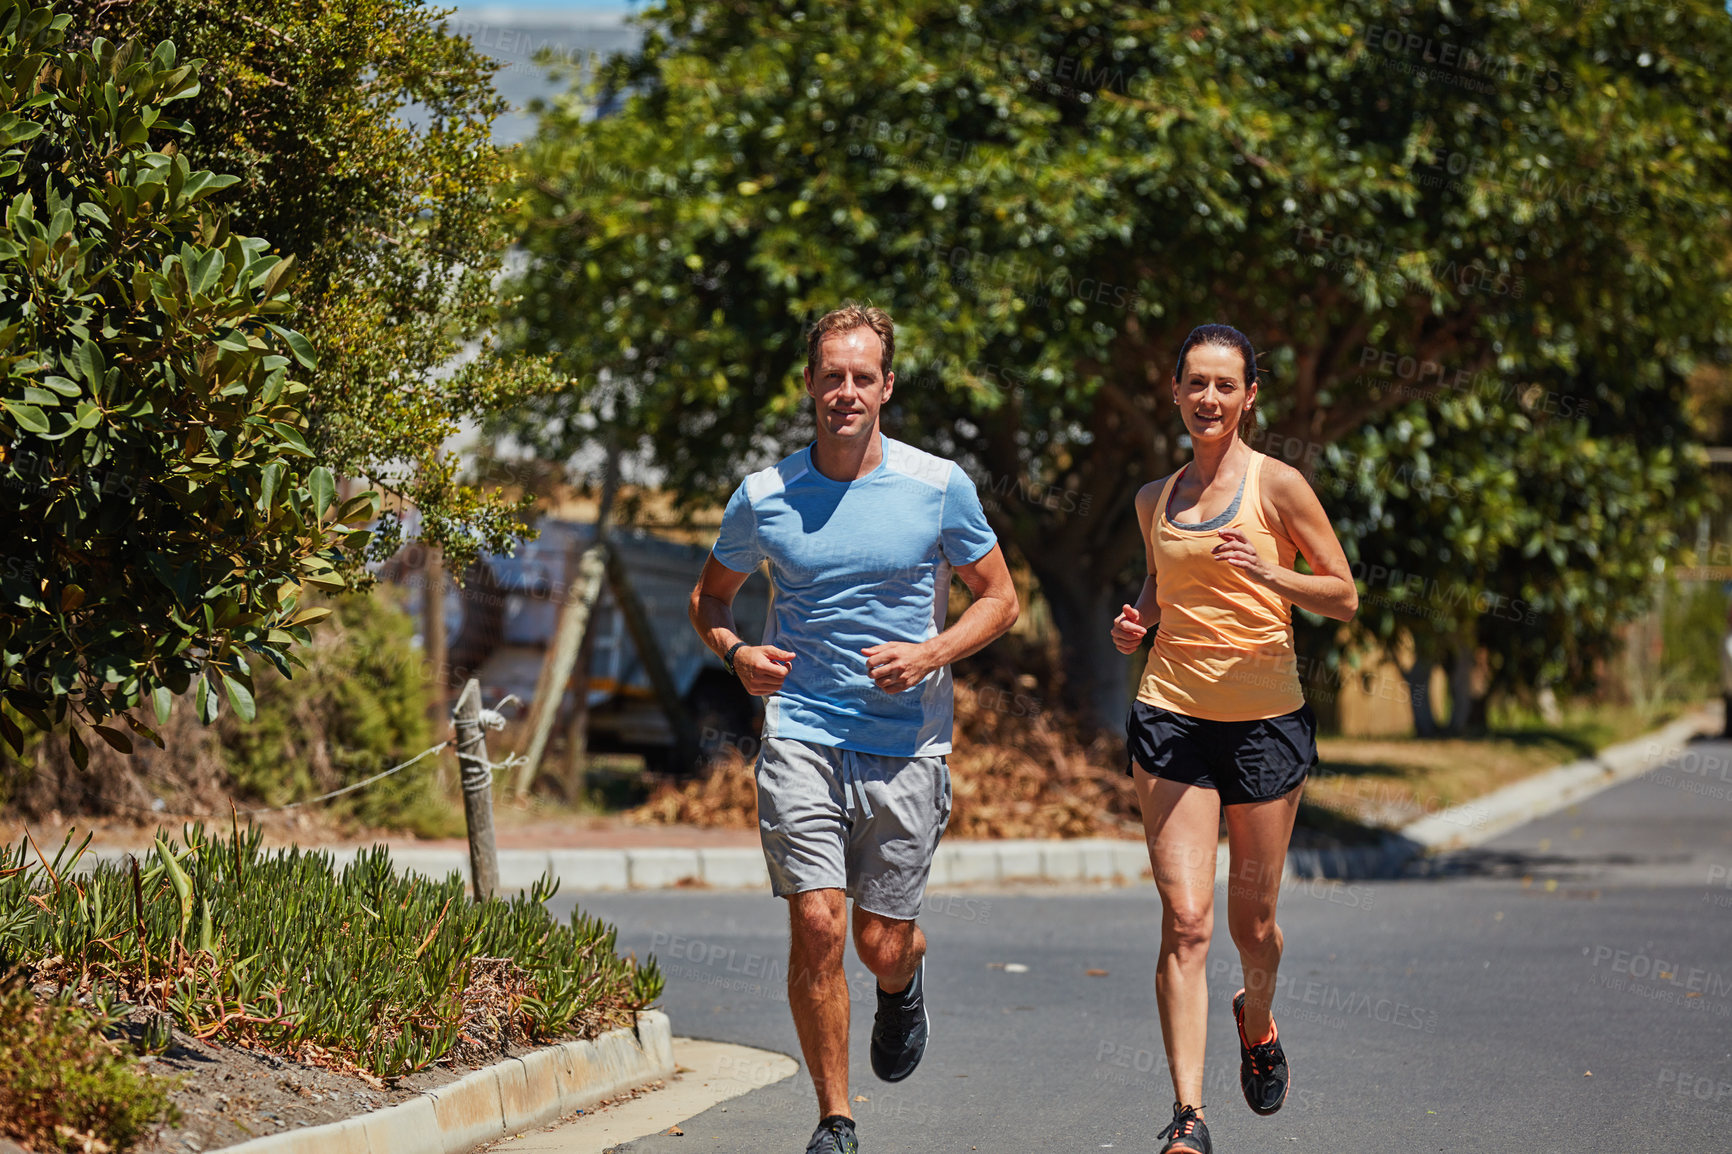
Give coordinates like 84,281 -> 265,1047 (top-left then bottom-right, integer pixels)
630,664 -> 1143,840
1305,701 -> 1689,829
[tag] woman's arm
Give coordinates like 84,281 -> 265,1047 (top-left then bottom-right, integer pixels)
1111,478 -> 1168,653
1211,459 -> 1358,621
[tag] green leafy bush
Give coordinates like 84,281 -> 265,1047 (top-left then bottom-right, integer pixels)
0,826 -> 663,1078
218,589 -> 457,838
0,0 -> 378,760
0,972 -> 177,1153
1660,579 -> 1727,702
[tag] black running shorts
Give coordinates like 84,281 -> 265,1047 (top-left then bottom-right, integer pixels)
1123,700 -> 1317,805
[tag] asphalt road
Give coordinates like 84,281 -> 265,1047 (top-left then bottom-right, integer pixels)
551,738 -> 1732,1153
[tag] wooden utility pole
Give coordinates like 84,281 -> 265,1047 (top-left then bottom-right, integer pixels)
604,545 -> 701,773
511,444 -> 621,801
452,678 -> 499,901
512,543 -> 608,799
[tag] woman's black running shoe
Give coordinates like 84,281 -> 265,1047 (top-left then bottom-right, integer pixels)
1156,1101 -> 1211,1154
1232,987 -> 1290,1115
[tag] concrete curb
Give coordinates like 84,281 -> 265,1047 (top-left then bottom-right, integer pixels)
214,1010 -> 675,1154
83,838 -> 1158,891
84,706 -> 1717,894
1398,704 -> 1717,851
1273,704 -> 1720,883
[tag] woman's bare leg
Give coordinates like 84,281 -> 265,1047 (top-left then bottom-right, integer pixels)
1223,783 -> 1303,1043
1134,767 -> 1222,1112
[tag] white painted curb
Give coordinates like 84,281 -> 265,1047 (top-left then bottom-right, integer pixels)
1398,704 -> 1718,851
85,706 -> 1718,893
83,839 -> 1155,891
214,1010 -> 675,1154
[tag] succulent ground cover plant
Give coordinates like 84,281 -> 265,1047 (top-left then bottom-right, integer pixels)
0,824 -> 663,1079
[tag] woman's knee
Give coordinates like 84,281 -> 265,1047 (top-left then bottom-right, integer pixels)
1228,911 -> 1280,956
1161,904 -> 1214,957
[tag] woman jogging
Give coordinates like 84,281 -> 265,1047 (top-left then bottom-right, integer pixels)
1110,324 -> 1358,1154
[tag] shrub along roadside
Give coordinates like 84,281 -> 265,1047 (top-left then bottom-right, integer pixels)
0,825 -> 664,1079
0,971 -> 178,1154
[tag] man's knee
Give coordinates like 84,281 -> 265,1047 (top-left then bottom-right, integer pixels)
853,910 -> 916,973
789,891 -> 848,961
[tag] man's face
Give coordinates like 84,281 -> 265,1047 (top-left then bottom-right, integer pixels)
804,326 -> 893,440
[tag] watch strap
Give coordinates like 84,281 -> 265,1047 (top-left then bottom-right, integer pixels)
723,640 -> 748,676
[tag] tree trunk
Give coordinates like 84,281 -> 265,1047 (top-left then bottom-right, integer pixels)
1446,646 -> 1486,735
1405,657 -> 1438,737
1033,568 -> 1136,735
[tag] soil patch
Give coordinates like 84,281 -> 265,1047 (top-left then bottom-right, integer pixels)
115,1011 -> 571,1154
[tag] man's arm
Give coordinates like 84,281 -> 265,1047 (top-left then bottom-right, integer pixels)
690,555 -> 795,697
862,544 -> 1020,694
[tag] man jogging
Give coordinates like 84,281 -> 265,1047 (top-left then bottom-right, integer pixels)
690,302 -> 1019,1154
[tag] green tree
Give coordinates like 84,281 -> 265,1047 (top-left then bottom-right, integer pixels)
1312,385 -> 1706,734
501,0 -> 1731,729
60,0 -> 562,571
0,2 -> 374,761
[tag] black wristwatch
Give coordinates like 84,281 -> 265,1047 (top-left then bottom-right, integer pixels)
723,640 -> 748,678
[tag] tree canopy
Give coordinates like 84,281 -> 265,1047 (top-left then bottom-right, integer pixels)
59,0 -> 563,573
0,2 -> 374,763
504,0 -> 1730,728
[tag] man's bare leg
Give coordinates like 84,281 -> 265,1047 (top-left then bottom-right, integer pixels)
852,908 -> 924,993
788,888 -> 853,1120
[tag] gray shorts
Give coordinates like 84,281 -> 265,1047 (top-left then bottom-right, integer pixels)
755,737 -> 952,921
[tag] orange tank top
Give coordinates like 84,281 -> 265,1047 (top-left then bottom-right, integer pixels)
1136,450 -> 1305,722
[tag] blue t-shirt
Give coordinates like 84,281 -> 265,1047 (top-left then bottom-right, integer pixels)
711,434 -> 997,757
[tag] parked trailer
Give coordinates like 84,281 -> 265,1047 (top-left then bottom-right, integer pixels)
431,520 -> 769,774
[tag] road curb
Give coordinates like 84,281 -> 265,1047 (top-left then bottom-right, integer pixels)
1270,704 -> 1720,884
214,1010 -> 675,1154
83,838 -> 1158,891
85,708 -> 1717,895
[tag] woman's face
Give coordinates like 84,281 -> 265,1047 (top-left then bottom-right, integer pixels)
1173,343 -> 1256,445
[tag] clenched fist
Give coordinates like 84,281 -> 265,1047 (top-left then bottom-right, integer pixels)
735,645 -> 795,696
1111,604 -> 1149,655
862,641 -> 936,694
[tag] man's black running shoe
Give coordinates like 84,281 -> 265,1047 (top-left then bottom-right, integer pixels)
1156,1101 -> 1211,1154
869,959 -> 928,1082
1232,987 -> 1290,1115
806,1114 -> 859,1153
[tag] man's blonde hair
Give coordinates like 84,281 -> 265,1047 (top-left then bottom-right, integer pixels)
805,302 -> 895,381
